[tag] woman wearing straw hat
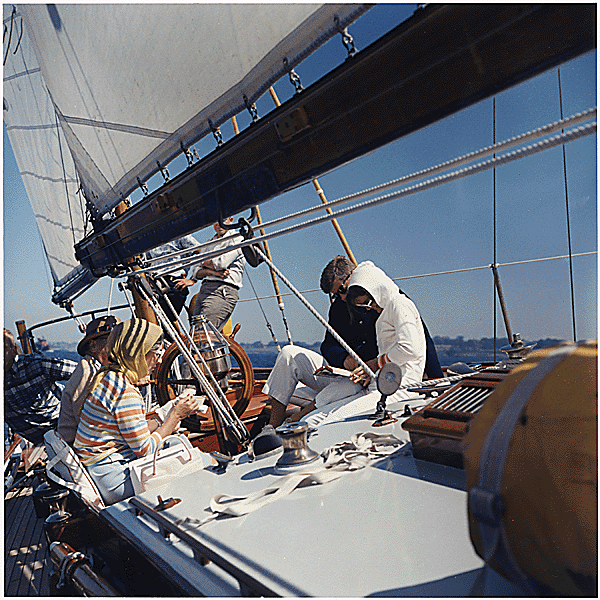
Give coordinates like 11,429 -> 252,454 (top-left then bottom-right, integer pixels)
74,318 -> 203,504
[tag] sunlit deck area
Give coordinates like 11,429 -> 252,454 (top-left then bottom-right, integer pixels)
5,446 -> 51,597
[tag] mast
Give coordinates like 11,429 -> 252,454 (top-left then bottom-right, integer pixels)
268,87 -> 357,265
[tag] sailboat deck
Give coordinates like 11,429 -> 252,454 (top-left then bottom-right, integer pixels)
5,482 -> 51,596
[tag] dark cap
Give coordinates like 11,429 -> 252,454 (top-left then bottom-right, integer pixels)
77,316 -> 121,356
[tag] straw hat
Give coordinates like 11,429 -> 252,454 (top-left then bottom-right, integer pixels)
77,316 -> 121,356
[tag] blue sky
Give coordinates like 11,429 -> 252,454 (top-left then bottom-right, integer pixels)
3,5 -> 597,347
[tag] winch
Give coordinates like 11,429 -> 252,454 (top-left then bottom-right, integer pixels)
189,315 -> 231,391
275,422 -> 319,472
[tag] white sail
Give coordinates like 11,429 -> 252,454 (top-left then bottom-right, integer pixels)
18,3 -> 369,217
3,5 -> 92,294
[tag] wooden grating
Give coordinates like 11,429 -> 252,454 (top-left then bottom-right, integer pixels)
402,369 -> 509,468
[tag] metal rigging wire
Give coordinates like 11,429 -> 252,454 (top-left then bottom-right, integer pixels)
557,69 -> 578,342
135,117 -> 596,280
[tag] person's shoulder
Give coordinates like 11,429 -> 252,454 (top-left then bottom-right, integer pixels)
38,351 -> 77,367
16,352 -> 44,368
96,368 -> 126,390
226,230 -> 244,243
328,298 -> 351,322
179,235 -> 200,248
79,355 -> 99,372
390,292 -> 421,318
328,297 -> 346,314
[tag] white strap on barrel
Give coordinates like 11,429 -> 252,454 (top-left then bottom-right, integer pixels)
176,432 -> 405,530
469,343 -> 579,593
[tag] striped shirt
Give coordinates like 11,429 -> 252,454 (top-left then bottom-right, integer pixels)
74,370 -> 162,466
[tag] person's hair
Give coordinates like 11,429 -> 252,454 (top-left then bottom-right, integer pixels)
86,318 -> 163,395
87,336 -> 109,356
148,336 -> 164,355
320,256 -> 356,294
346,286 -> 372,323
4,329 -> 15,344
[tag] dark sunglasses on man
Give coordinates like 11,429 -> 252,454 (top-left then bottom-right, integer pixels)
330,277 -> 350,303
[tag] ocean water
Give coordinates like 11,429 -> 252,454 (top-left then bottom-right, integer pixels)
48,348 -> 279,369
47,337 -> 565,371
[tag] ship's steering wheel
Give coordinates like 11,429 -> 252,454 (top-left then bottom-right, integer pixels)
154,336 -> 255,434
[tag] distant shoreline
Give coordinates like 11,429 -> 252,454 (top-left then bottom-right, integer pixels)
41,336 -> 567,369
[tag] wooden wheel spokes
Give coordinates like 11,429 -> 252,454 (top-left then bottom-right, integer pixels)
154,336 -> 255,433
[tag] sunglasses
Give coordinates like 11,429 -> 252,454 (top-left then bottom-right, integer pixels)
330,284 -> 348,302
353,298 -> 374,309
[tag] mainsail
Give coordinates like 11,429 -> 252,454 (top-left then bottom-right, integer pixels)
3,5 -> 93,299
3,3 -> 370,302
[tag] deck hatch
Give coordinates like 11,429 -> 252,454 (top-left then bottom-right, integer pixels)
402,369 -> 509,468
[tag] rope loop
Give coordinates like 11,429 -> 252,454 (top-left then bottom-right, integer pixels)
283,57 -> 303,95
208,119 -> 224,147
137,177 -> 149,197
180,142 -> 195,167
156,160 -> 170,182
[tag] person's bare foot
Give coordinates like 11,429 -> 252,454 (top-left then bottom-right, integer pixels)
285,401 -> 316,423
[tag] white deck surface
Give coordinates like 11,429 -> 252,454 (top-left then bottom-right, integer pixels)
103,399 -> 525,596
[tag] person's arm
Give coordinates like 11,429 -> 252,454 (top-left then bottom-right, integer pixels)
173,277 -> 196,289
113,387 -> 162,458
115,389 -> 207,457
39,354 -> 78,381
348,358 -> 379,386
376,300 -> 424,370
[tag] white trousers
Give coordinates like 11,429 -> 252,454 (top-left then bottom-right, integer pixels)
304,378 -> 424,428
262,345 -> 363,409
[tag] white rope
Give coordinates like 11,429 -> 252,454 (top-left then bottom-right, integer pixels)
174,432 -> 405,529
252,245 -> 375,378
248,108 -> 597,234
144,108 -> 596,265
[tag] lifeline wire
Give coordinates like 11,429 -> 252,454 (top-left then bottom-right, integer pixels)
132,118 -> 596,280
233,250 -> 596,306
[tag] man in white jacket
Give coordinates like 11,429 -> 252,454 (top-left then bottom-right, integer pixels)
303,261 -> 427,427
345,261 -> 426,389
